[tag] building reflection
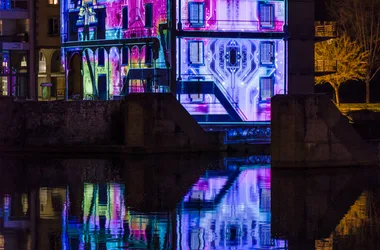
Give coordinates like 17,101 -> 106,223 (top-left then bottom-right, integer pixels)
0,160 -> 287,249
179,167 -> 285,249
2,159 -> 379,249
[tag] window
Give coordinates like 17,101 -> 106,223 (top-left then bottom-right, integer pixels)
145,3 -> 153,28
39,53 -> 46,73
145,45 -> 152,65
122,47 -> 128,66
122,6 -> 128,29
98,48 -> 105,67
48,17 -> 59,36
260,42 -> 274,65
188,2 -> 205,27
48,0 -> 58,5
188,41 -> 204,65
259,3 -> 274,28
259,77 -> 274,102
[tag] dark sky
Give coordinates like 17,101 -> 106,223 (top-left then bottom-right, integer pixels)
315,0 -> 333,21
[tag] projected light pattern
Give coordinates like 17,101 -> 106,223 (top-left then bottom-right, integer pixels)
62,0 -> 167,41
0,0 -> 10,9
179,38 -> 285,121
61,0 -> 286,122
179,167 -> 286,249
179,0 -> 285,32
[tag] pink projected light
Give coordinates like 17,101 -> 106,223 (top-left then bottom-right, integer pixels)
179,0 -> 285,32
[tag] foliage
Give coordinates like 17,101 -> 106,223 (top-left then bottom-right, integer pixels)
315,34 -> 368,105
328,0 -> 380,103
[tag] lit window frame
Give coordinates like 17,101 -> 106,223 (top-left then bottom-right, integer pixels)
188,2 -> 205,28
259,76 -> 274,103
48,0 -> 59,5
188,40 -> 205,66
259,3 -> 275,29
259,41 -> 275,66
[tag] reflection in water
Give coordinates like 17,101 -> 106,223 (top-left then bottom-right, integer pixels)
180,167 -> 285,249
0,157 -> 379,249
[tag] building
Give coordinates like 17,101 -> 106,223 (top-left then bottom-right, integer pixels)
0,0 -> 35,99
60,0 -> 315,123
0,0 -> 64,101
36,0 -> 66,101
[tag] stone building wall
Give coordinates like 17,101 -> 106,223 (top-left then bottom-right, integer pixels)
0,94 -> 223,153
0,97 -> 124,147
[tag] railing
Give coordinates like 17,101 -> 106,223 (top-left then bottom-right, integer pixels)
315,60 -> 337,73
123,27 -> 155,38
0,34 -> 29,42
62,26 -> 159,43
315,21 -> 337,38
179,19 -> 285,32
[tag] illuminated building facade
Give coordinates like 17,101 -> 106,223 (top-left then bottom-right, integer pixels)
61,0 -> 289,122
0,0 -> 35,99
0,0 -> 64,101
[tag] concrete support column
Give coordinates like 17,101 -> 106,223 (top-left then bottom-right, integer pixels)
287,0 -> 315,94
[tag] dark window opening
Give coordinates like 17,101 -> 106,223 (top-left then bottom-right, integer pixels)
145,45 -> 152,65
48,17 -> 59,36
98,48 -> 105,67
122,6 -> 128,29
122,47 -> 128,66
145,3 -> 153,28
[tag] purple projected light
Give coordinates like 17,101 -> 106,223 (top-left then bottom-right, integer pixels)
179,168 -> 286,249
178,38 -> 285,121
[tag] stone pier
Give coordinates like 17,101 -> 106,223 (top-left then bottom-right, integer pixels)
271,94 -> 378,168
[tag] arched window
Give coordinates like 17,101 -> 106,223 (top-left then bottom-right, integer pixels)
39,53 -> 46,73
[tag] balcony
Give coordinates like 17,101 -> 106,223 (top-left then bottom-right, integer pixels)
0,0 -> 29,19
315,59 -> 337,76
0,34 -> 29,43
315,21 -> 337,41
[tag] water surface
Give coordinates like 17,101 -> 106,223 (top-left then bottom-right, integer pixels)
0,155 -> 378,250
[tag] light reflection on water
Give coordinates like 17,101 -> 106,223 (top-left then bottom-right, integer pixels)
0,156 -> 378,249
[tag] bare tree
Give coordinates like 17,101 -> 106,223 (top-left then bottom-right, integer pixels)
315,34 -> 368,105
329,0 -> 380,103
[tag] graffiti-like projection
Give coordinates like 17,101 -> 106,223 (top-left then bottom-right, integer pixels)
179,0 -> 285,32
61,0 -> 286,123
178,38 -> 285,121
62,0 -> 167,41
61,0 -> 170,100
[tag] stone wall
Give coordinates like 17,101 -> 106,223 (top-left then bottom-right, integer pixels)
0,96 -> 125,147
271,94 -> 378,167
0,94 -> 223,153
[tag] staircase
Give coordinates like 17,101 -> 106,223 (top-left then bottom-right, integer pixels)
177,81 -> 247,122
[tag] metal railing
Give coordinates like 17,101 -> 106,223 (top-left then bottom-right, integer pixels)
315,59 -> 337,73
180,19 -> 285,32
0,34 -> 29,42
315,21 -> 337,38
